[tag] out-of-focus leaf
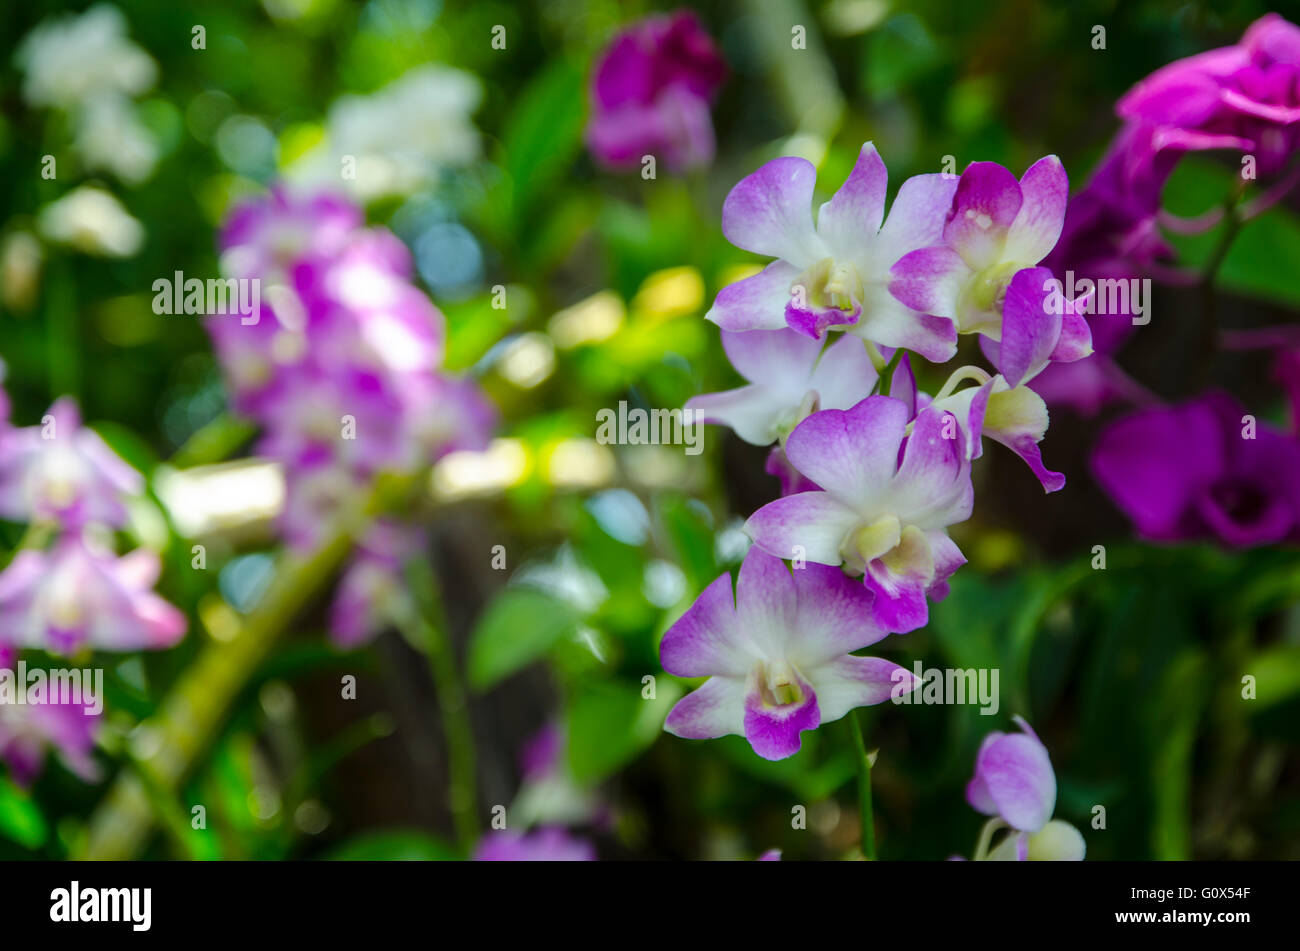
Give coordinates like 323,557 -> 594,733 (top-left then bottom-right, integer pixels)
1164,157 -> 1300,309
566,678 -> 682,782
0,777 -> 48,850
325,830 -> 461,861
467,587 -> 580,691
500,59 -> 586,233
715,732 -> 856,802
657,494 -> 717,591
1145,649 -> 1208,860
1246,644 -> 1300,711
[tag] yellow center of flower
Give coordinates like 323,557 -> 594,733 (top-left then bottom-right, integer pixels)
755,660 -> 803,708
794,258 -> 864,313
839,516 -> 936,583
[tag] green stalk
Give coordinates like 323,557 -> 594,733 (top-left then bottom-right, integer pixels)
75,475 -> 412,860
401,558 -> 479,853
875,348 -> 906,397
848,711 -> 877,860
169,413 -> 258,469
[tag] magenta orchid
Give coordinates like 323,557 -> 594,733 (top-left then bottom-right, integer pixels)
1091,391 -> 1300,546
585,10 -> 727,173
890,156 -> 1068,341
660,545 -> 917,760
963,716 -> 1084,861
744,396 -> 973,633
708,143 -> 960,359
1117,13 -> 1300,177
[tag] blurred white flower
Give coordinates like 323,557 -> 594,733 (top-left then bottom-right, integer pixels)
37,187 -> 145,258
16,5 -> 156,109
74,93 -> 159,185
289,65 -> 482,202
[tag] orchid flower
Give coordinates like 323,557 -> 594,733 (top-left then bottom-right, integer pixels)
964,716 -> 1085,861
707,142 -> 959,360
585,10 -> 727,173
890,156 -> 1068,341
744,396 -> 973,633
0,680 -> 100,786
1117,13 -> 1300,177
919,266 -> 1093,492
218,184 -> 361,283
660,545 -> 917,760
686,328 -> 877,446
1091,391 -> 1300,546
0,397 -> 142,530
0,535 -> 186,655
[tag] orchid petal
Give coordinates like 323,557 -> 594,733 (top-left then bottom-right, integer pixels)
722,157 -> 827,267
1004,156 -> 1068,264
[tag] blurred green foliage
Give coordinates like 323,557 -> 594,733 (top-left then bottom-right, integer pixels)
1,0 -> 1298,860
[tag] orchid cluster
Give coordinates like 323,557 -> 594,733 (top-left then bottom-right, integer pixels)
662,141 -> 1090,764
208,187 -> 496,646
1031,13 -> 1300,548
0,382 -> 187,783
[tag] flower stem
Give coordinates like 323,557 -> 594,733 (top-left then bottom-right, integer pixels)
399,558 -> 479,853
75,474 -> 414,859
875,348 -> 906,398
848,710 -> 877,860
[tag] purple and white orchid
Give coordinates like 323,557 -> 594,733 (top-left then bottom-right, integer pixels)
890,156 -> 1068,341
744,396 -> 973,633
660,545 -> 917,760
916,266 -> 1093,492
708,143 -> 960,360
685,328 -> 877,447
0,397 -> 143,530
963,716 -> 1085,861
0,536 -> 186,655
0,680 -> 100,786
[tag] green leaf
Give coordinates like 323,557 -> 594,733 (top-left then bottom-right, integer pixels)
467,587 -> 580,691
1145,649 -> 1209,860
0,777 -> 48,850
325,830 -> 461,861
500,59 -> 586,233
1246,644 -> 1300,711
566,679 -> 682,782
1163,157 -> 1300,309
657,494 -> 718,592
